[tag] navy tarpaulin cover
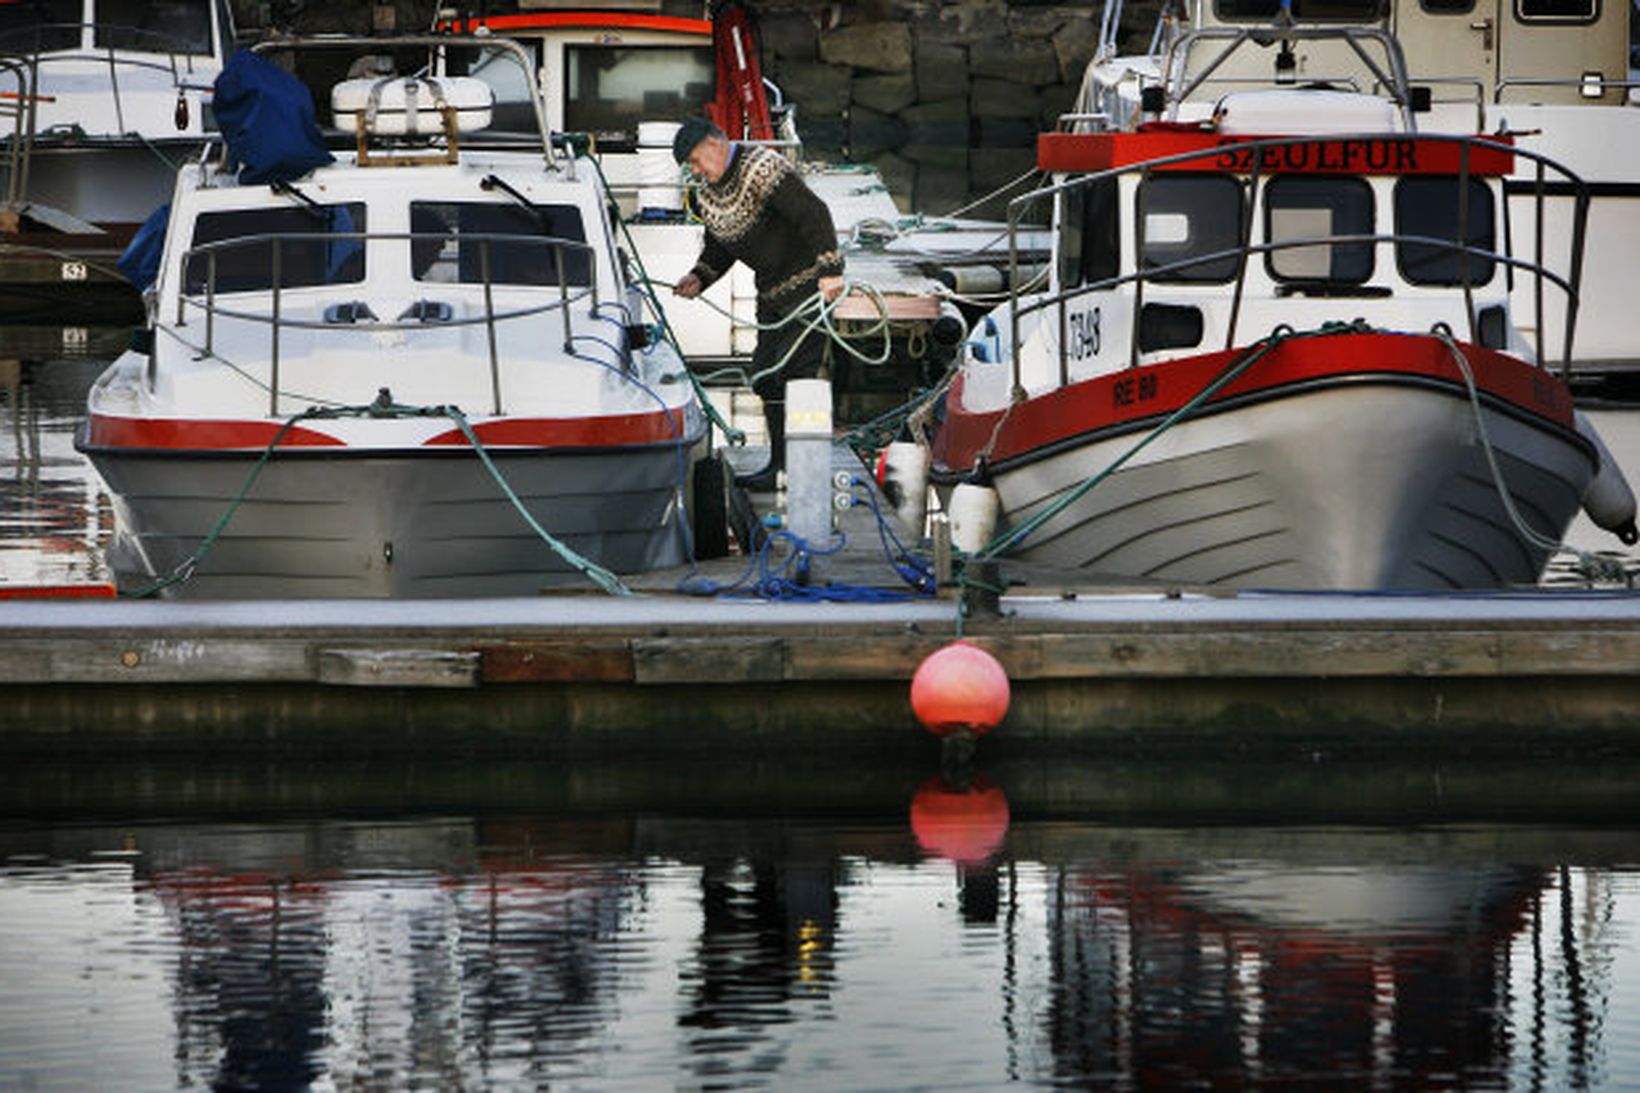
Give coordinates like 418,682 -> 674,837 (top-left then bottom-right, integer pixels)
117,202 -> 169,290
213,50 -> 334,184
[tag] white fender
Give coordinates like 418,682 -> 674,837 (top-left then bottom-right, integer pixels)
1575,410 -> 1639,545
877,441 -> 931,539
949,482 -> 1000,554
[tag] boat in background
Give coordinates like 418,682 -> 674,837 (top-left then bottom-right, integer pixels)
932,30 -> 1636,590
428,3 -> 1045,422
1073,0 -> 1640,388
0,0 -> 234,318
75,36 -> 709,598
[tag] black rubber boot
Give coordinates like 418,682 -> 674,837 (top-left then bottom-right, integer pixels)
734,398 -> 784,491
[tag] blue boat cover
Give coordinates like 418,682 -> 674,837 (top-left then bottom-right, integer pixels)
213,50 -> 334,185
117,202 -> 169,290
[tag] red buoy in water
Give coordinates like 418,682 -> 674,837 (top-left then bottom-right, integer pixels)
910,640 -> 1010,736
909,774 -> 1010,865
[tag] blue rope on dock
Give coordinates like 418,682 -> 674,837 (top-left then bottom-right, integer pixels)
677,477 -> 936,603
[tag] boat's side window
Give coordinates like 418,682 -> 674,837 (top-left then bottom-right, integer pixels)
410,202 -> 591,287
1394,176 -> 1495,286
0,0 -> 81,52
442,44 -> 542,135
184,204 -> 367,295
564,44 -> 715,153
1213,0 -> 1385,21
1058,178 -> 1119,290
1264,176 -> 1374,284
1139,174 -> 1244,283
1515,0 -> 1598,22
95,0 -> 214,55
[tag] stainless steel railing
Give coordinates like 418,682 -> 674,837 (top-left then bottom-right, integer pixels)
174,230 -> 603,417
1005,131 -> 1590,389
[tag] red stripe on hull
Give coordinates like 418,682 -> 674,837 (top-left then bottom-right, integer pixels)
437,13 -> 711,36
935,333 -> 1575,473
83,417 -> 346,450
423,408 -> 693,447
1038,131 -> 1515,175
84,409 -> 694,451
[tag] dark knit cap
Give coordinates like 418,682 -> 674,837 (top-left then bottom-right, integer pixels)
673,116 -> 718,164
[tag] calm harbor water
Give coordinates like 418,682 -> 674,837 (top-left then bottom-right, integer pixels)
3,325 -> 1640,1087
2,760 -> 1640,1090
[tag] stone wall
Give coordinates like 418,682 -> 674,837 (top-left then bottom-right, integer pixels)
751,2 -> 1106,217
231,2 -> 1160,215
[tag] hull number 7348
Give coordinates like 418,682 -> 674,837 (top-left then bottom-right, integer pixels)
1068,307 -> 1101,360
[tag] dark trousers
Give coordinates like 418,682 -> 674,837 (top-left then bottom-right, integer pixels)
749,290 -> 827,470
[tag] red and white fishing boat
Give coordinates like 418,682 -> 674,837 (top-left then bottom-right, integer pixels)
75,36 -> 708,598
932,53 -> 1636,589
1075,0 -> 1640,384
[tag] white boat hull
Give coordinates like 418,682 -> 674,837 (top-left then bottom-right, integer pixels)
85,441 -> 697,598
985,384 -> 1595,590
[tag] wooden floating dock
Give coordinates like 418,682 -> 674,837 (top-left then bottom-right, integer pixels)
1,586 -> 1637,758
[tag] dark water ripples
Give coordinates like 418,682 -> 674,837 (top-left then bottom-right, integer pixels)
1,800 -> 1638,1090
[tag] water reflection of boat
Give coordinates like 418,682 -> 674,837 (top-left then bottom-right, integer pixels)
74,37 -> 708,598
0,1 -> 234,319
0,806 -> 1628,1089
1043,837 -> 1576,1087
932,26 -> 1637,589
0,355 -> 110,590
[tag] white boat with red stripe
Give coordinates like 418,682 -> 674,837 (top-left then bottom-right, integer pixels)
75,36 -> 709,598
932,56 -> 1636,590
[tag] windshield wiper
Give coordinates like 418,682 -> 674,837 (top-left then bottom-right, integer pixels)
270,179 -> 331,222
479,173 -> 548,230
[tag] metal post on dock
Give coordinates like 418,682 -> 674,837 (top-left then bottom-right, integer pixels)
785,378 -> 833,584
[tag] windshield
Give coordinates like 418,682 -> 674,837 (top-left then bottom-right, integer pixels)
184,204 -> 368,294
442,44 -> 541,134
411,202 -> 590,286
1213,0 -> 1386,20
0,0 -> 82,53
95,0 -> 215,54
564,44 -> 714,150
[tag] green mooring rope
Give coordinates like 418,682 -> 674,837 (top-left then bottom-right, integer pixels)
128,394 -> 632,598
950,322 -> 1361,635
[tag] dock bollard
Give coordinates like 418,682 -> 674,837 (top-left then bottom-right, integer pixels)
785,378 -> 833,583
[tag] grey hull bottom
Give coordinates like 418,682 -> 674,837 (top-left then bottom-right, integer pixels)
988,385 -> 1596,590
86,444 -> 696,598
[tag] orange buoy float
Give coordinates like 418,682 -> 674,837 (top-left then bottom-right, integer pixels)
910,640 -> 1010,736
909,774 -> 1010,865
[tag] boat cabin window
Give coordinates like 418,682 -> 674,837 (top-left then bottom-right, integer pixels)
1139,175 -> 1245,283
564,45 -> 714,152
1419,0 -> 1477,12
1394,177 -> 1495,285
0,0 -> 82,52
184,204 -> 367,295
1264,176 -> 1374,284
1213,0 -> 1386,21
410,202 -> 590,286
442,44 -> 541,134
95,0 -> 214,55
1515,0 -> 1599,22
1058,178 -> 1119,289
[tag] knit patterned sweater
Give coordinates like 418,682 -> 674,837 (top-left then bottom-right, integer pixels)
686,145 -> 843,316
